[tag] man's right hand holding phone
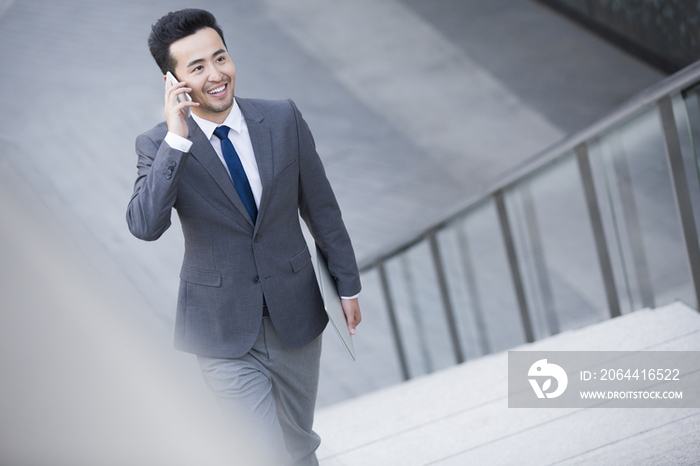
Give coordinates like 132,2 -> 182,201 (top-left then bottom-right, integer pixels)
164,74 -> 198,139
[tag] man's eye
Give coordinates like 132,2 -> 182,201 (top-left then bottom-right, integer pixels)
193,66 -> 203,72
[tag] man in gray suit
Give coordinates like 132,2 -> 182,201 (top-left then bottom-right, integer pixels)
126,9 -> 362,465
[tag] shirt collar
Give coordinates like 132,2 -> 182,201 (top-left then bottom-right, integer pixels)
191,98 -> 243,140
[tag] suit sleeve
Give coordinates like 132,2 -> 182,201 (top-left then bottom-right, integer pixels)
126,131 -> 191,241
292,100 -> 362,298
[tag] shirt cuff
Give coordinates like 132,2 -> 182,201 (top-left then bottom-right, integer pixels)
340,293 -> 360,300
165,132 -> 193,153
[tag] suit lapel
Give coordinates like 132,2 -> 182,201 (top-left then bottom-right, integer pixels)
238,99 -> 273,231
186,118 -> 254,229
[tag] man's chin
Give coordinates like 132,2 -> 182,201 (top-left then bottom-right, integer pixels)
205,98 -> 234,114
194,97 -> 234,117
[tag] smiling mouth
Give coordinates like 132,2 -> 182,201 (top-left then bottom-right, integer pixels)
207,84 -> 227,96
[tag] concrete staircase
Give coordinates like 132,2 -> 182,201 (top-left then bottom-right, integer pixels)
315,301 -> 700,465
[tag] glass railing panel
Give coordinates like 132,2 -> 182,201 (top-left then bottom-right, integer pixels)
383,238 -> 457,377
356,268 -> 406,386
503,154 -> 609,339
357,65 -> 700,382
681,86 -> 700,254
435,198 -> 525,358
588,106 -> 695,312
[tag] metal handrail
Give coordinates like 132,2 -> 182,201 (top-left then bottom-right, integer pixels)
358,60 -> 700,272
359,59 -> 700,381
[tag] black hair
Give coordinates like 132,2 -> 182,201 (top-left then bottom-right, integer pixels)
148,9 -> 227,76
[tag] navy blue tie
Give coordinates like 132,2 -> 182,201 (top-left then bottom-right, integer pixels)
213,125 -> 258,224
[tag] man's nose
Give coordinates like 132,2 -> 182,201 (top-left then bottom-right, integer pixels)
208,67 -> 223,82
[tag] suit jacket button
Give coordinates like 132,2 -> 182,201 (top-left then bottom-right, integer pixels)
254,234 -> 261,242
253,276 -> 260,284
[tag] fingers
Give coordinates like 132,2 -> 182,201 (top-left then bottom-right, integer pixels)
172,97 -> 198,116
341,298 -> 362,335
165,80 -> 197,112
165,80 -> 190,100
163,78 -> 198,138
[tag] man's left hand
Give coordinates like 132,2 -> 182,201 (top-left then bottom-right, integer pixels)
340,298 -> 362,335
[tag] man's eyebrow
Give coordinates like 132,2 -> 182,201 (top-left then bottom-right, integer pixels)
186,49 -> 227,68
186,58 -> 204,68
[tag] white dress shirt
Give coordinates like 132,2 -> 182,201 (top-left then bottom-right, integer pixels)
164,99 -> 262,207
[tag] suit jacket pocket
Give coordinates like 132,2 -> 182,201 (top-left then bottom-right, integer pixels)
276,159 -> 298,179
290,246 -> 311,273
180,265 -> 222,287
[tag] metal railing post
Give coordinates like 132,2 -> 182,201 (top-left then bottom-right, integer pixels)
494,191 -> 535,343
428,231 -> 464,364
575,143 -> 622,318
377,261 -> 411,380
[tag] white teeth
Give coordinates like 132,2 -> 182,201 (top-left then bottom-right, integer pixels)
208,85 -> 225,94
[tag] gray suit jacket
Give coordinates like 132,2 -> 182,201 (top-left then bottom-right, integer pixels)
126,98 -> 361,358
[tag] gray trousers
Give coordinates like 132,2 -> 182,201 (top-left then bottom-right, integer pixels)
197,317 -> 322,466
